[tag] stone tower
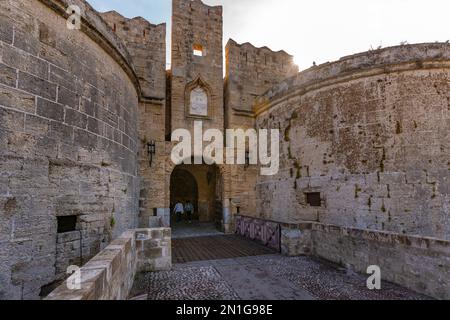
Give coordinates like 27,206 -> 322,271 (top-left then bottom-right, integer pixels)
170,0 -> 224,137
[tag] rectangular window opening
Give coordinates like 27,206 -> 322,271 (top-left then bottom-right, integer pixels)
57,216 -> 77,233
306,192 -> 321,207
193,44 -> 204,57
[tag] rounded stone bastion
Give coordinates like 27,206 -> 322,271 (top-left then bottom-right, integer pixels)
0,0 -> 142,299
254,43 -> 450,241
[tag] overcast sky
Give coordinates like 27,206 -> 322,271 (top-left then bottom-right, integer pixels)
88,0 -> 450,70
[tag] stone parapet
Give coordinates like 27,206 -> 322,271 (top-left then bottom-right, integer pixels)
255,42 -> 450,114
279,221 -> 449,300
45,228 -> 171,300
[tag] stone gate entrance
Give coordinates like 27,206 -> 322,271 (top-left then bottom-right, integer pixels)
170,163 -> 224,237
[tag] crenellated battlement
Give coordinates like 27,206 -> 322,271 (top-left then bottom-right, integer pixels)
226,39 -> 297,74
100,11 -> 166,39
170,0 -> 224,134
100,11 -> 166,101
224,38 -> 298,118
175,0 -> 223,17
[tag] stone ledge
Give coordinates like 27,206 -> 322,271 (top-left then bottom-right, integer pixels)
310,222 -> 450,253
254,43 -> 450,115
279,221 -> 449,299
45,228 -> 171,300
37,0 -> 147,101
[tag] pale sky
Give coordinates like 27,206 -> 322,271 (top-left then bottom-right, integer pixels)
88,0 -> 450,70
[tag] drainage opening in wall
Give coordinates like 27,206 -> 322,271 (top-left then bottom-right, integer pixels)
305,192 -> 321,207
39,280 -> 63,298
57,216 -> 77,233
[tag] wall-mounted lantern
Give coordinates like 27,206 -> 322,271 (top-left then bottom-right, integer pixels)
244,150 -> 250,169
147,140 -> 156,167
207,171 -> 213,186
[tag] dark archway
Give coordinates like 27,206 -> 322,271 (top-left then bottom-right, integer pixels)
170,168 -> 199,221
169,164 -> 223,234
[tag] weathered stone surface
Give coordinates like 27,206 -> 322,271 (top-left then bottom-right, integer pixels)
25,114 -> 50,135
0,0 -> 140,299
46,228 -> 170,300
0,85 -> 35,113
64,108 -> 87,129
99,11 -> 166,100
278,221 -> 450,299
0,63 -> 17,87
171,0 -> 223,133
0,42 -> 49,79
18,72 -> 56,101
132,254 -> 428,301
255,43 -> 450,241
87,117 -> 102,136
58,87 -> 80,110
0,107 -> 25,131
0,15 -> 13,44
310,223 -> 449,300
14,29 -> 41,56
1,0 -> 449,302
37,98 -> 64,121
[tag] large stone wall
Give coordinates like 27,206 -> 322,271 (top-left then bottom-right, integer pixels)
224,40 -> 298,220
0,0 -> 141,299
255,43 -> 450,241
99,10 -> 168,228
280,222 -> 450,300
225,39 -> 298,124
99,11 -> 166,100
46,228 -> 171,300
171,0 -> 224,133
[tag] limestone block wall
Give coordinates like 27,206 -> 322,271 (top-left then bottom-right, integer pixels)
255,43 -> 450,240
223,40 -> 298,220
0,0 -> 141,299
136,102 -> 169,227
136,228 -> 172,272
280,224 -> 312,256
99,11 -> 166,100
225,39 -> 298,119
310,224 -> 449,300
46,228 -> 172,300
98,11 -> 168,228
280,222 -> 450,300
171,0 -> 224,133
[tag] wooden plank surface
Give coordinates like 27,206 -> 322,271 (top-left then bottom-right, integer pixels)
172,235 -> 276,264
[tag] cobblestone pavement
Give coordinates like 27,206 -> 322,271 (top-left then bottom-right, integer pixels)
130,254 -> 430,300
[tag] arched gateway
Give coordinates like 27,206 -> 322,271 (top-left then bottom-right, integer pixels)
170,162 -> 224,234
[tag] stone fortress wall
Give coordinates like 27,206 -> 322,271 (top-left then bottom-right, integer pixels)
254,44 -> 450,299
0,0 -> 142,299
99,10 -> 169,229
0,0 -> 449,300
223,39 -> 299,219
254,43 -> 450,241
99,11 -> 166,100
170,0 -> 224,134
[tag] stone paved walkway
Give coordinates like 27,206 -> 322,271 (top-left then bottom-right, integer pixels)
130,254 -> 430,300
